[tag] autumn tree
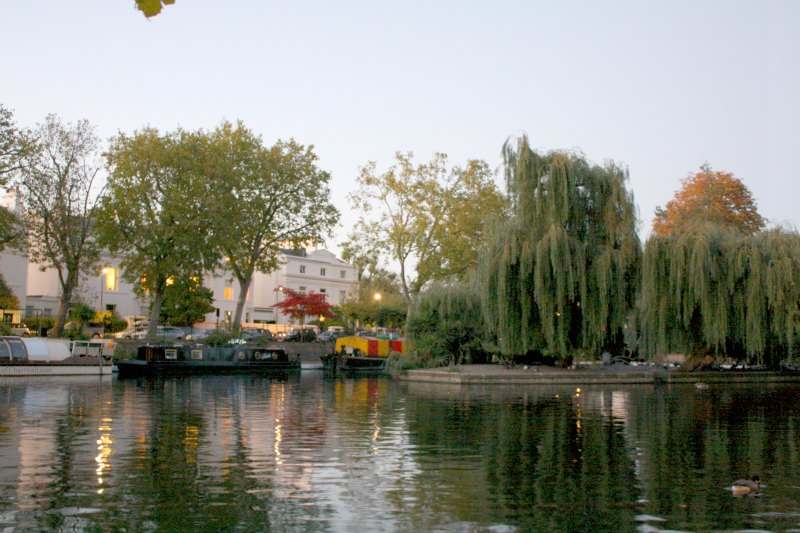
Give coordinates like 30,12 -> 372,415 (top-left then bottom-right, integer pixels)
207,122 -> 338,334
97,128 -> 219,339
652,165 -> 765,237
274,289 -> 334,329
17,116 -> 103,337
478,137 -> 641,362
349,152 -> 506,304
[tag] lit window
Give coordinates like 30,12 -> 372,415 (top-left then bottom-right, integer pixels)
300,265 -> 306,274
102,267 -> 118,291
340,270 -> 346,279
320,268 -> 326,276
223,287 -> 234,301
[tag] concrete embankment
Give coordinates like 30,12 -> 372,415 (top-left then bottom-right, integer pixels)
398,364 -> 800,385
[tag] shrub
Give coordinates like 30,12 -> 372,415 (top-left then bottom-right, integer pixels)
406,284 -> 489,367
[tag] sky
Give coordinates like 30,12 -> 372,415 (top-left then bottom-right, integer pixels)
3,0 -> 799,252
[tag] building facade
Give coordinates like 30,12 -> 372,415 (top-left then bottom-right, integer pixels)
203,249 -> 357,327
18,248 -> 356,327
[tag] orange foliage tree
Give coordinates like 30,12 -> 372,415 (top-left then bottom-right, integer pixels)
274,289 -> 335,328
652,165 -> 765,237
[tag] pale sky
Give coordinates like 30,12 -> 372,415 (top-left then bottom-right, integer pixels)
3,1 -> 798,251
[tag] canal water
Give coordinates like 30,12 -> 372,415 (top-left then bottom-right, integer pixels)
0,374 -> 799,532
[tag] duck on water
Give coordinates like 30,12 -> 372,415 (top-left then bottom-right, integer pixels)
730,476 -> 762,496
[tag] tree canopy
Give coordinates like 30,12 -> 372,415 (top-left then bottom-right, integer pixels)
135,0 -> 175,17
653,165 -> 765,237
274,289 -> 334,328
478,137 -> 641,361
0,273 -> 20,311
206,121 -> 338,332
17,115 -> 103,336
97,128 -> 219,339
349,152 -> 506,303
160,275 -> 214,327
640,225 -> 800,367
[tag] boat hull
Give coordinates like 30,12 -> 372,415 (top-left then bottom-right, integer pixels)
0,363 -> 113,376
321,354 -> 387,374
117,359 -> 300,377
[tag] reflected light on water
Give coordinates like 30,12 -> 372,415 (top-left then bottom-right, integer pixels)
95,417 -> 113,494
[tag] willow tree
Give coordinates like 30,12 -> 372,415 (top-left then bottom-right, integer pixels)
477,137 -> 640,361
640,225 -> 800,367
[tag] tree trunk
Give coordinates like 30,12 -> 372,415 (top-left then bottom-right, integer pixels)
398,258 -> 411,304
232,275 -> 252,335
52,287 -> 72,337
147,289 -> 163,340
51,270 -> 78,337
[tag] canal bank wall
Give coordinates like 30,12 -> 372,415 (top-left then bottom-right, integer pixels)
398,365 -> 800,385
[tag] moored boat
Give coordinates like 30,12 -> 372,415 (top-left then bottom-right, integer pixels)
0,336 -> 113,376
117,344 -> 300,377
321,352 -> 387,373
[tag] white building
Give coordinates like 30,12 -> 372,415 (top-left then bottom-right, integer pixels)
204,249 -> 357,327
20,248 -> 356,327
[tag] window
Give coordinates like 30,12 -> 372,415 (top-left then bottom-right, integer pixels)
339,290 -> 346,303
105,304 -> 116,312
340,270 -> 346,279
298,286 -> 306,293
299,265 -> 306,274
320,267 -> 326,276
320,288 -> 327,299
223,287 -> 234,301
102,267 -> 118,291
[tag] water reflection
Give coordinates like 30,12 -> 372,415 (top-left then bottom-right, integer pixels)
0,376 -> 798,531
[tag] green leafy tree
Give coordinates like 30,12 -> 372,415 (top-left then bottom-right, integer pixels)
160,276 -> 214,327
97,128 -> 219,339
0,273 -> 20,311
0,105 -> 29,253
640,225 -> 800,367
0,104 -> 29,183
207,122 -> 339,333
135,0 -> 175,17
350,152 -> 506,303
18,115 -> 103,337
68,303 -> 95,336
406,284 -> 487,366
478,137 -> 641,362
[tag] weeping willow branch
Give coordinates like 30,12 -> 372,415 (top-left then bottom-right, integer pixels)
478,137 -> 641,360
640,225 -> 800,366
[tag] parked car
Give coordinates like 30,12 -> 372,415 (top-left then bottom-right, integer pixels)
284,329 -> 317,342
317,330 -> 342,343
240,328 -> 273,343
130,326 -> 188,340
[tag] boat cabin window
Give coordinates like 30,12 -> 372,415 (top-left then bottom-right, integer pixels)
7,339 -> 26,359
164,348 -> 178,360
191,349 -> 203,360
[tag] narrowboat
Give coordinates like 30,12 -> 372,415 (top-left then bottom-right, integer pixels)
116,344 -> 300,377
321,335 -> 404,374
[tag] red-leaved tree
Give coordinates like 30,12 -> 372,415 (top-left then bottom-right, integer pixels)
274,289 -> 334,328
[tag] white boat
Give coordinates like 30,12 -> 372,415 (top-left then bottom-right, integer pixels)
0,337 -> 113,376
